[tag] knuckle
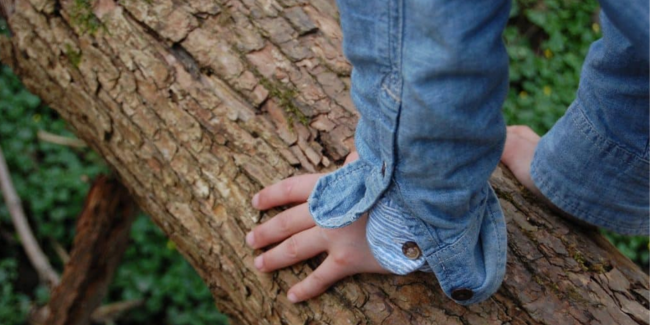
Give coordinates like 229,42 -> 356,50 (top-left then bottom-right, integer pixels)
286,235 -> 299,259
277,212 -> 291,234
281,178 -> 295,197
331,251 -> 354,268
253,228 -> 266,244
309,272 -> 327,291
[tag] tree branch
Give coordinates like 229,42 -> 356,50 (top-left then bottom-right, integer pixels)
0,0 -> 14,20
37,130 -> 87,148
46,175 -> 137,325
0,145 -> 60,286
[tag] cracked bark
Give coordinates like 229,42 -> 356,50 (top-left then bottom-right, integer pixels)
1,0 -> 648,323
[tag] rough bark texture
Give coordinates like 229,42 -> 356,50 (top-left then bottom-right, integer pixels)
46,175 -> 137,325
0,0 -> 648,324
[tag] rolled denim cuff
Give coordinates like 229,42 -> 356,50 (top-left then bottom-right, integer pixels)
309,161 -> 508,305
531,101 -> 650,235
412,185 -> 508,306
308,158 -> 391,229
366,196 -> 431,275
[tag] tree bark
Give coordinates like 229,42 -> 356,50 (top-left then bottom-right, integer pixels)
46,175 -> 137,325
1,0 -> 648,324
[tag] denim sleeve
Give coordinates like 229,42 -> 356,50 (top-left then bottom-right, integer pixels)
531,7 -> 649,235
307,0 -> 510,305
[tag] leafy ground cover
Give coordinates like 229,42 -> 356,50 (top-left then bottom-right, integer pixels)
0,0 -> 647,323
0,64 -> 227,324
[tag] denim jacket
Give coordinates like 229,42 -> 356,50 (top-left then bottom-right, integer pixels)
308,0 -> 649,305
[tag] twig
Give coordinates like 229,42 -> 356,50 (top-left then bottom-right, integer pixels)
0,145 -> 60,286
28,300 -> 144,325
91,300 -> 144,323
37,130 -> 87,148
50,238 -> 70,264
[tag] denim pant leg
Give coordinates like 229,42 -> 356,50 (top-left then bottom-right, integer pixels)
531,9 -> 649,235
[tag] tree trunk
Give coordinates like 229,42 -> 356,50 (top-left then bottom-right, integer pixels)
46,175 -> 137,325
1,0 -> 648,323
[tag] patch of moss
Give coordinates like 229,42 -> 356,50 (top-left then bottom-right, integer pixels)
70,0 -> 105,35
64,44 -> 82,68
533,275 -> 560,295
572,251 -> 590,272
565,286 -> 587,304
259,78 -> 309,127
572,253 -> 609,273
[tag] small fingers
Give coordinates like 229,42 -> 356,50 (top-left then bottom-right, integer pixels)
252,174 -> 323,210
246,203 -> 315,249
507,125 -> 540,142
287,256 -> 352,303
254,226 -> 325,273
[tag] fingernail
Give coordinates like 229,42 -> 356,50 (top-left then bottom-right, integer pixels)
246,232 -> 255,248
254,255 -> 264,270
252,193 -> 260,209
287,292 -> 298,303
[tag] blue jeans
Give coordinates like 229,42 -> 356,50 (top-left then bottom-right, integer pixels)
308,0 -> 649,305
532,10 -> 649,234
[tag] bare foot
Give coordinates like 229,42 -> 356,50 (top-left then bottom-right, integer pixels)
501,125 -> 597,230
501,125 -> 542,197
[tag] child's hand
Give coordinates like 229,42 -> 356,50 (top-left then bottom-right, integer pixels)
246,153 -> 388,303
501,125 -> 541,196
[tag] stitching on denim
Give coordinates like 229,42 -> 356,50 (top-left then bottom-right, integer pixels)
436,187 -> 488,257
431,210 -> 485,268
571,102 -> 650,165
487,189 -> 507,289
391,178 -> 443,248
382,84 -> 401,103
430,210 -> 482,267
531,158 -> 648,233
537,173 -> 647,233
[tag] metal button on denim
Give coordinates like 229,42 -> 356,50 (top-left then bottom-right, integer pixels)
451,288 -> 474,301
401,241 -> 421,260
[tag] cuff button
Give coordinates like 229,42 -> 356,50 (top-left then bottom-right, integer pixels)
451,288 -> 474,301
401,241 -> 421,260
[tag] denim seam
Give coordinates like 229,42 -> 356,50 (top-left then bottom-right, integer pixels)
428,205 -> 483,267
396,0 -> 403,73
382,84 -> 401,102
392,178 -> 442,249
487,188 -> 506,290
387,0 -> 394,73
433,192 -> 504,297
572,100 -> 650,165
318,163 -> 370,188
531,158 -> 647,233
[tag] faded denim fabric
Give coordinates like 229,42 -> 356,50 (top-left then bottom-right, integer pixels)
308,0 -> 510,305
531,8 -> 650,235
307,0 -> 649,306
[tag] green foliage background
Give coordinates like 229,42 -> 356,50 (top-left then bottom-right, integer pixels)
0,0 -> 647,324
